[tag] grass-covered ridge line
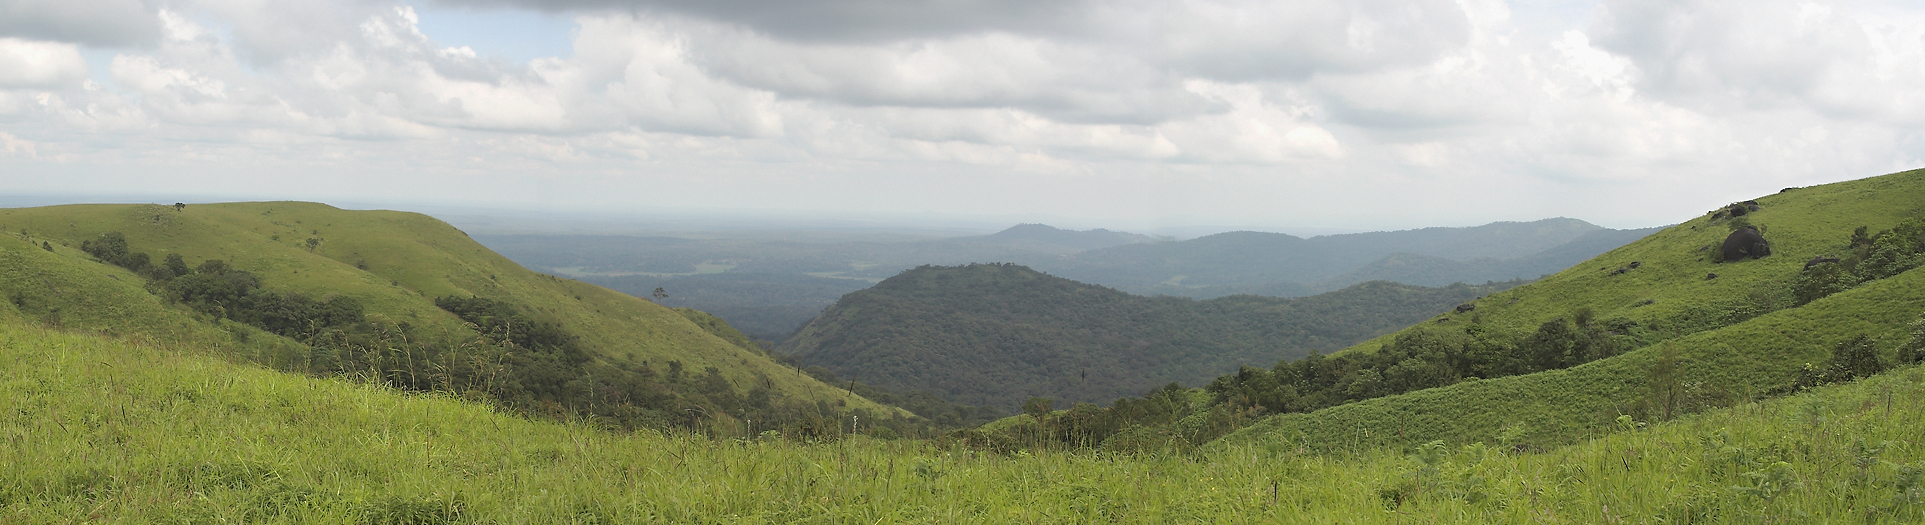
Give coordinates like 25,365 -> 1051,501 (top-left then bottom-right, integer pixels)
0,202 -> 906,432
1221,168 -> 1925,451
3,319 -> 1921,522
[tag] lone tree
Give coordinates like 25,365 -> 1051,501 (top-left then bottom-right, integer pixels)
651,287 -> 668,302
173,202 -> 186,212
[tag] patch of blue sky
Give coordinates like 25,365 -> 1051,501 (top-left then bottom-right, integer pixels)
413,4 -> 578,64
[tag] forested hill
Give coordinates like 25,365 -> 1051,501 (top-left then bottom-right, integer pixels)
780,263 -> 1516,410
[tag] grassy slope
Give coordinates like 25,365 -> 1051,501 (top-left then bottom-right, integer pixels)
1348,169 -> 1924,351
4,318 -> 1921,523
0,202 -> 895,415
1225,169 -> 1925,450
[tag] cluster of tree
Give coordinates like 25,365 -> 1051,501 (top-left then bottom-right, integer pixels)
1778,312 -> 1925,395
83,232 -> 365,339
421,295 -> 942,439
783,263 -> 1517,410
79,231 -> 942,440
1205,311 -> 1623,416
794,364 -> 1006,429
81,232 -> 165,279
1793,218 -> 1925,305
948,310 -> 1626,455
943,384 -> 1250,456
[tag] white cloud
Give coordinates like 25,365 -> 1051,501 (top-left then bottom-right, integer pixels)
0,38 -> 87,88
1593,0 -> 1925,123
3,0 -> 1924,231
0,0 -> 162,47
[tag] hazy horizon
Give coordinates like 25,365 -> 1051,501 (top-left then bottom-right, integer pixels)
5,0 -> 1921,234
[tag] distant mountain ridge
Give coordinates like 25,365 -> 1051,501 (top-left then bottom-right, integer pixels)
780,263 -> 1516,410
1320,227 -> 1668,288
1033,218 -> 1644,297
972,223 -> 1160,253
478,218 -> 1655,341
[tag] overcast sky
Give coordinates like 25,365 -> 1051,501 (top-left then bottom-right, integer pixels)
2,0 -> 1921,233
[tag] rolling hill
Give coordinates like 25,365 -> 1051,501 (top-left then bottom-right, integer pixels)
0,202 -> 905,433
3,176 -> 1923,521
1210,168 -> 1925,451
780,263 -> 1516,410
7,313 -> 1919,521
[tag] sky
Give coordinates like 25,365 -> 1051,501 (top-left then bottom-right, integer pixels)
1,0 -> 1922,233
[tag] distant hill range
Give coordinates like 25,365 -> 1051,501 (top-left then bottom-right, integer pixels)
1033,218 -> 1664,298
478,220 -> 1656,341
973,223 -> 1161,253
779,263 -> 1516,410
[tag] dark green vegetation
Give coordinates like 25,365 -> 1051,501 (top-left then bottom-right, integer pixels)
0,202 -> 920,438
783,263 -> 1517,410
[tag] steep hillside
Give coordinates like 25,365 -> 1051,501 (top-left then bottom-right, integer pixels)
1217,168 -> 1925,450
781,263 -> 1512,410
0,202 -> 902,430
1033,218 -> 1645,297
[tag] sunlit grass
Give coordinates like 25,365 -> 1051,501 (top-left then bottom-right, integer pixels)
5,319 -> 1921,523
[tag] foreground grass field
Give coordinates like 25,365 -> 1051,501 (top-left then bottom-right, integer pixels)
4,318 -> 1921,523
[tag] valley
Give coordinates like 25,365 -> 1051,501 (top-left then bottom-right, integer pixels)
3,168 -> 1924,522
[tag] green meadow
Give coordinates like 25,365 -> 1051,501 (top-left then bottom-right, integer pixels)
2,320 -> 1922,523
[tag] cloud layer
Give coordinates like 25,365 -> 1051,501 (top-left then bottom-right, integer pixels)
1,0 -> 1921,230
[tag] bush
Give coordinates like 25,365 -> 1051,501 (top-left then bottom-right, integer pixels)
1898,315 -> 1925,366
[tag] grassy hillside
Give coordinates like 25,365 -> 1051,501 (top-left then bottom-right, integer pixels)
4,317 -> 1920,522
0,202 -> 902,428
783,263 -> 1513,410
1219,168 -> 1925,451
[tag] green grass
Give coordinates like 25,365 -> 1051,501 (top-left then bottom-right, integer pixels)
4,318 -> 1922,523
1343,169 -> 1925,352
1225,260 -> 1925,452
